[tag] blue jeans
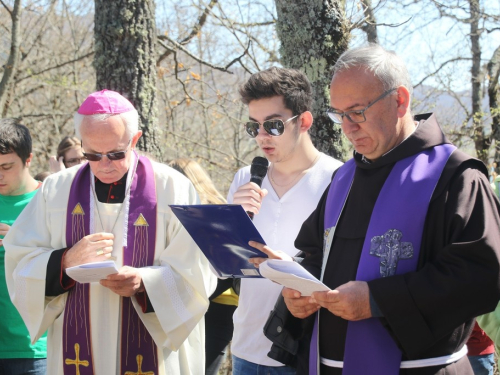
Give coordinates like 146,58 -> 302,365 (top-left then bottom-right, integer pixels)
469,354 -> 495,375
0,358 -> 47,375
232,355 -> 296,375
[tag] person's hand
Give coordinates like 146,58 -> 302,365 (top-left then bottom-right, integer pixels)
247,240 -> 293,268
232,182 -> 268,216
282,287 -> 320,319
0,223 -> 10,247
63,232 -> 114,269
49,156 -> 66,173
310,281 -> 371,321
100,266 -> 143,297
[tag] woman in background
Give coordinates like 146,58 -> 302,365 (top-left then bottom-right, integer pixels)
169,158 -> 238,375
49,136 -> 86,172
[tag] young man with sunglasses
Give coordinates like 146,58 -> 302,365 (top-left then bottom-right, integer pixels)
0,119 -> 47,375
277,44 -> 500,375
3,90 -> 216,374
227,67 -> 342,374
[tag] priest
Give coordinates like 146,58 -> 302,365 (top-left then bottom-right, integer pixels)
3,90 -> 217,374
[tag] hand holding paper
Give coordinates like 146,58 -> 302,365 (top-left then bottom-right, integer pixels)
258,259 -> 330,296
247,241 -> 293,267
66,260 -> 119,283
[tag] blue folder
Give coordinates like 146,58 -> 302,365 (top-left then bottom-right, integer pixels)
170,204 -> 267,278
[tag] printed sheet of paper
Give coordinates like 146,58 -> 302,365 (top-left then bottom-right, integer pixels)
259,259 -> 331,296
66,261 -> 119,283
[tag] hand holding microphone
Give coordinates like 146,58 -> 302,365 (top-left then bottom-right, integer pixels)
232,156 -> 269,219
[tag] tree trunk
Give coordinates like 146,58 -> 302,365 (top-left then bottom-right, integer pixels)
488,45 -> 500,163
275,0 -> 350,161
360,0 -> 379,44
0,0 -> 22,116
94,0 -> 161,158
469,0 -> 488,162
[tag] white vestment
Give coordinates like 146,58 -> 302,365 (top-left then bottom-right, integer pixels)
4,161 -> 217,375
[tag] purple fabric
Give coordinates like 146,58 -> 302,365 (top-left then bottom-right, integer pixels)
309,159 -> 355,375
120,155 -> 159,374
63,164 -> 94,375
309,144 -> 455,375
63,155 -> 159,375
77,89 -> 134,115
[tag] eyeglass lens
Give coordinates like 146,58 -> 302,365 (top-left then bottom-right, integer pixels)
245,119 -> 285,138
328,111 -> 365,124
83,151 -> 127,162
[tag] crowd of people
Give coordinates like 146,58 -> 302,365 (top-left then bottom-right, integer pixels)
1,43 -> 500,375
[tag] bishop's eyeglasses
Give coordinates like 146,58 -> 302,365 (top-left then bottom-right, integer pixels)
82,139 -> 132,161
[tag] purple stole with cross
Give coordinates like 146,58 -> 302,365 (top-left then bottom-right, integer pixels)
309,144 -> 456,375
63,154 -> 159,375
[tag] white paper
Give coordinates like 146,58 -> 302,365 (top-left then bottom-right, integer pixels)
259,259 -> 331,296
66,261 -> 119,283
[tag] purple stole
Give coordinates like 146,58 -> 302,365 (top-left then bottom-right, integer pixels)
63,154 -> 159,375
309,144 -> 456,374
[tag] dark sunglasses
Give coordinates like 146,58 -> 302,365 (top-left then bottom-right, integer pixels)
82,140 -> 131,162
244,115 -> 299,138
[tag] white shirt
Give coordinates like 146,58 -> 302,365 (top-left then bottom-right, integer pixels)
228,153 -> 342,366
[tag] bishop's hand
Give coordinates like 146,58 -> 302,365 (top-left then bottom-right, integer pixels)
63,232 -> 114,269
100,266 -> 143,297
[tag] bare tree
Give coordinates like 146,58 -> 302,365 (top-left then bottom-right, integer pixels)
426,0 -> 500,163
359,0 -> 379,43
275,0 -> 350,160
155,0 -> 279,190
0,0 -> 94,172
94,0 -> 161,158
0,0 -> 22,113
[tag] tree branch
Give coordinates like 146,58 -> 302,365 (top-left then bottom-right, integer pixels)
157,0 -> 218,65
179,0 -> 218,45
0,0 -> 22,112
158,37 -> 234,74
0,0 -> 12,16
15,51 -> 94,84
165,129 -> 246,165
413,57 -> 471,88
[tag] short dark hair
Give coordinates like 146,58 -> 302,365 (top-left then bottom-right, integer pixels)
0,118 -> 32,164
239,67 -> 313,115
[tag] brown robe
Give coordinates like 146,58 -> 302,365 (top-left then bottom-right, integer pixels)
293,113 -> 500,374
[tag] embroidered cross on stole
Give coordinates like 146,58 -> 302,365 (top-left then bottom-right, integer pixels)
309,144 -> 456,375
63,155 -> 159,375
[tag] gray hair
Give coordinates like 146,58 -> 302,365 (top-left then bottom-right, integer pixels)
333,44 -> 413,98
74,110 -> 139,139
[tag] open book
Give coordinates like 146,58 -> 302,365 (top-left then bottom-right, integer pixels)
259,259 -> 330,296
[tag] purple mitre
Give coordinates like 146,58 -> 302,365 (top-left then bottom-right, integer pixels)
77,89 -> 135,115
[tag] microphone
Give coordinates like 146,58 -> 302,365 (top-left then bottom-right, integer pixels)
247,156 -> 269,220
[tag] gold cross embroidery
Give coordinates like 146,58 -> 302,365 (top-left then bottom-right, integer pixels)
124,355 -> 154,375
65,343 -> 89,375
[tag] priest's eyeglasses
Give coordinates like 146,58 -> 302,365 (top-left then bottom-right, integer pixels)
82,139 -> 132,162
244,115 -> 299,138
326,88 -> 397,124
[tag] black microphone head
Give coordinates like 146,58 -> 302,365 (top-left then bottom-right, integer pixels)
250,156 -> 269,187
